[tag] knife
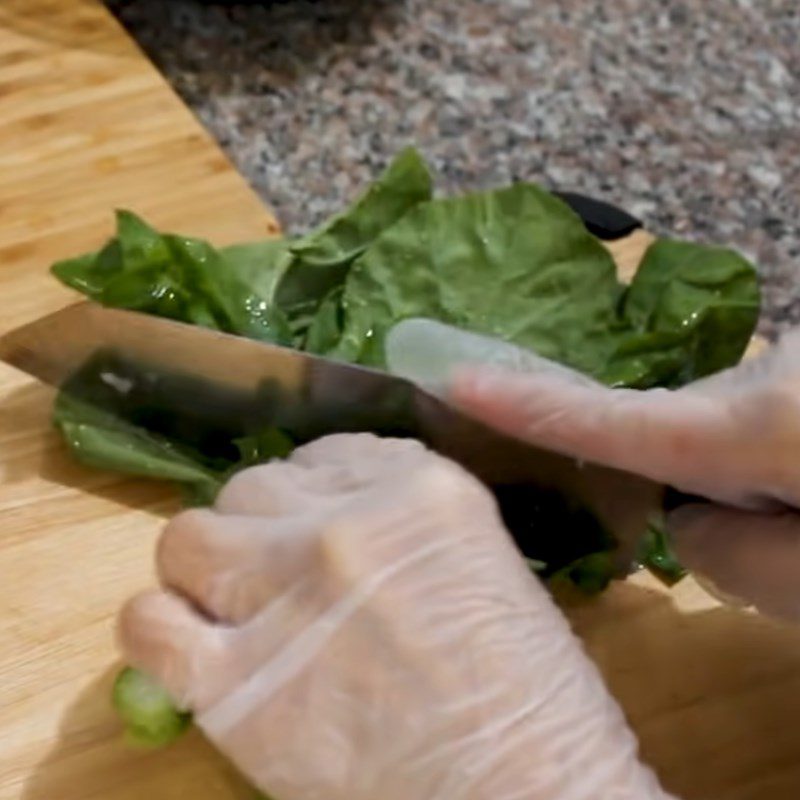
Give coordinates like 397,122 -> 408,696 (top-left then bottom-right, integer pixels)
0,301 -> 667,567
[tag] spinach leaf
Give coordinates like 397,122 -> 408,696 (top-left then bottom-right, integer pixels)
52,211 -> 292,345
220,237 -> 294,303
304,287 -> 345,354
113,667 -> 192,748
55,392 -> 224,502
636,523 -> 688,585
288,147 -> 432,267
53,355 -> 296,505
274,149 -> 432,344
334,184 -> 624,368
233,428 -> 294,467
494,483 -> 617,585
334,186 -> 759,395
600,239 -> 760,388
550,552 -> 617,595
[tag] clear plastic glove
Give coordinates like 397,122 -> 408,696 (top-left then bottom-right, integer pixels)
395,320 -> 800,622
119,434 -> 673,800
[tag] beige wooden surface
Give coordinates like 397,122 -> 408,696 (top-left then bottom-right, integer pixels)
1,2 -> 799,799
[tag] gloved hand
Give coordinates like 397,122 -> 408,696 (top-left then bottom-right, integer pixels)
440,323 -> 800,621
119,434 -> 673,800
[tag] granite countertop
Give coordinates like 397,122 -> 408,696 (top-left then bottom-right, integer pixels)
108,0 -> 799,338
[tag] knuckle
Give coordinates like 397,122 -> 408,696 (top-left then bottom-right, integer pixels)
293,433 -> 426,468
317,515 -> 360,555
158,509 -> 216,577
215,475 -> 250,512
216,462 -> 304,514
406,459 -> 499,537
316,515 -> 368,583
411,457 -> 486,504
116,590 -> 168,655
215,464 -> 267,506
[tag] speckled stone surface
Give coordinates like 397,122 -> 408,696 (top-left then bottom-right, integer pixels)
107,0 -> 799,338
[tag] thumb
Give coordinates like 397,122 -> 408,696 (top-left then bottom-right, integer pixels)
670,504 -> 800,622
118,590 -> 228,709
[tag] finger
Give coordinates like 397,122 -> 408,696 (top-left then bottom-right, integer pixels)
385,317 -> 591,395
290,433 -> 428,488
670,504 -> 800,621
157,509 -> 318,624
215,461 -> 318,516
118,590 -> 228,709
291,432 -> 425,470
217,438 -> 427,517
450,367 -> 725,489
687,325 -> 800,397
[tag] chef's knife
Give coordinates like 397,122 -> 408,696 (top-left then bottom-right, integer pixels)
0,302 -> 667,565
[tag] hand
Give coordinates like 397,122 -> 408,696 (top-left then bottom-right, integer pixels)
444,324 -> 800,621
119,434 -> 671,800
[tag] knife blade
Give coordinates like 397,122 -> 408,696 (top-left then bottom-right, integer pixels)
0,301 -> 667,564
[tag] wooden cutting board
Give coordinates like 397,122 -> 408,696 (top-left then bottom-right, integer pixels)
1,2 -> 799,799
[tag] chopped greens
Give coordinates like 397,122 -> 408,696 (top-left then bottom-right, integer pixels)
276,147 -> 432,347
330,183 -> 625,367
636,523 -> 689,585
54,354 -> 294,507
601,238 -> 761,388
53,211 -> 293,345
112,667 -> 191,747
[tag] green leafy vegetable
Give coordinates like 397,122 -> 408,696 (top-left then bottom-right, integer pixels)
550,551 -> 617,595
332,184 -> 624,367
301,287 -> 343,355
233,428 -> 295,467
495,483 -> 617,585
601,238 -> 760,387
332,189 -> 759,385
636,523 -> 688,585
112,667 -> 191,747
289,147 -> 432,267
53,211 -> 292,345
274,148 -> 432,345
56,392 -> 223,503
53,354 -> 295,505
220,238 -> 294,303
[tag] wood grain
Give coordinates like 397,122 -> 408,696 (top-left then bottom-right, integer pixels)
0,2 -> 797,799
0,2 -> 274,798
